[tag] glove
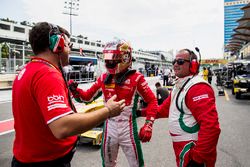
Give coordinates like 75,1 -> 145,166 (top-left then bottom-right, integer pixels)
139,118 -> 154,142
186,160 -> 205,167
68,80 -> 80,98
68,79 -> 78,91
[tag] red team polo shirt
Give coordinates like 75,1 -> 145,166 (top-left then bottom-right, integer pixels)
12,58 -> 77,163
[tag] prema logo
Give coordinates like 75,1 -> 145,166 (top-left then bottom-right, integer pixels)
47,94 -> 65,104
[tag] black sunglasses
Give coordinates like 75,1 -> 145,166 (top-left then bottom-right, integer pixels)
68,42 -> 73,49
172,59 -> 190,65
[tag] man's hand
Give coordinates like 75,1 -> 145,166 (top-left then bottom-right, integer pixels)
186,160 -> 205,167
68,80 -> 80,98
139,118 -> 154,142
106,95 -> 126,118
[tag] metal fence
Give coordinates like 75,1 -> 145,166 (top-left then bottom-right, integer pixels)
0,58 -> 26,73
67,70 -> 96,83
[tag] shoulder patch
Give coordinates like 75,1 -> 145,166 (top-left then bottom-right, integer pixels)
192,94 -> 209,102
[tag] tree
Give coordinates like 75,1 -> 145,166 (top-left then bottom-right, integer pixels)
77,35 -> 83,38
1,43 -> 10,58
20,21 -> 34,27
0,18 -> 17,24
20,21 -> 28,26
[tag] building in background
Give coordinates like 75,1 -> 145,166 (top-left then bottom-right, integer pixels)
224,0 -> 249,46
224,0 -> 250,59
0,19 -> 172,74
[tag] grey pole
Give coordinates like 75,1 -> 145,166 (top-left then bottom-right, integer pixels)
0,44 -> 2,73
63,0 -> 79,35
22,42 -> 25,65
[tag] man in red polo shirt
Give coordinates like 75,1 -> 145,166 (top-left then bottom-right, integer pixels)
11,22 -> 125,167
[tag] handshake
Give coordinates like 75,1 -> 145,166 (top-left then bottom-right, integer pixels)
68,80 -> 125,118
68,79 -> 154,142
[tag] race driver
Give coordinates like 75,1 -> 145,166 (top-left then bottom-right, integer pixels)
69,39 -> 158,167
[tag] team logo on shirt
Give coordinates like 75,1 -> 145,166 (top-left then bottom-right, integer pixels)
192,94 -> 208,102
47,94 -> 67,111
47,94 -> 65,104
105,83 -> 115,89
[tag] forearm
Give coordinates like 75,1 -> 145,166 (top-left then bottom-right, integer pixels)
145,98 -> 158,119
156,96 -> 171,118
138,86 -> 158,119
77,87 -> 100,101
49,107 -> 110,139
71,78 -> 101,101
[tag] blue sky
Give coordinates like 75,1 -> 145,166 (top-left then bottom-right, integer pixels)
1,0 -> 224,59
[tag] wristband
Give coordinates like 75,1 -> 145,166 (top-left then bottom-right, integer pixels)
146,117 -> 155,123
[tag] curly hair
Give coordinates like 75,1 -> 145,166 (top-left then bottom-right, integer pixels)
29,22 -> 70,55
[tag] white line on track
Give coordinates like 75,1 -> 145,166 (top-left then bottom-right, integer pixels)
0,129 -> 14,136
0,118 -> 14,123
224,90 -> 230,101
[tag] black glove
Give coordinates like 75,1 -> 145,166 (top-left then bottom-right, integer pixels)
68,79 -> 78,92
186,160 -> 205,167
68,80 -> 81,99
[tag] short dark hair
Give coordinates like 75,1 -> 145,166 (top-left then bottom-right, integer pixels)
181,49 -> 197,61
155,82 -> 161,87
29,22 -> 70,55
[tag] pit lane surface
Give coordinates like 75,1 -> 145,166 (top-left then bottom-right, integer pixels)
1,77 -> 250,167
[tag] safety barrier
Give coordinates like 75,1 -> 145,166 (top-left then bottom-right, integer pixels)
67,70 -> 96,83
0,74 -> 16,89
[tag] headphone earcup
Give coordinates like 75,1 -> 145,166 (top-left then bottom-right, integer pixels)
49,34 -> 64,53
190,59 -> 199,74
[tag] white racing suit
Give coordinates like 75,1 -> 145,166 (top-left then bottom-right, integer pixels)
158,75 -> 221,167
75,71 -> 157,167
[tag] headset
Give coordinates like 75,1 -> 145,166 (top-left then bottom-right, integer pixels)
48,23 -> 77,113
49,24 -> 65,53
175,47 -> 202,113
184,48 -> 201,75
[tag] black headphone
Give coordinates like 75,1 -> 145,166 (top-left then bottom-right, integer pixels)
48,23 -> 65,53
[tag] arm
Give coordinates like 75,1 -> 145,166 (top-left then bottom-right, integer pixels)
137,75 -> 158,120
35,70 -> 125,139
137,74 -> 157,142
49,95 -> 125,139
136,84 -> 171,118
186,84 -> 221,164
157,94 -> 171,118
69,75 -> 103,102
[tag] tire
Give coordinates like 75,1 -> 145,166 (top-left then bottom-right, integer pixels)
235,92 -> 241,99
